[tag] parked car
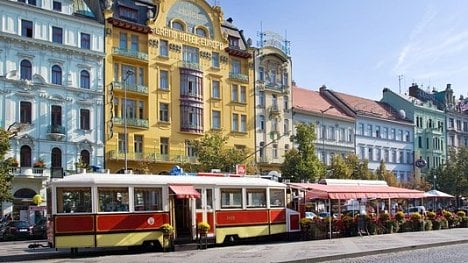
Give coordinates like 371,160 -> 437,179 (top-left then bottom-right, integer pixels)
305,211 -> 318,219
318,212 -> 337,219
1,220 -> 31,241
31,218 -> 47,240
406,206 -> 427,216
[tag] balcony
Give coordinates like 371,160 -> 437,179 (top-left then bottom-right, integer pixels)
113,117 -> 149,129
424,128 -> 443,136
269,105 -> 281,117
107,150 -> 198,164
47,124 -> 65,141
9,167 -> 49,178
179,61 -> 201,71
112,81 -> 148,95
114,117 -> 149,128
265,83 -> 288,93
112,47 -> 148,61
229,72 -> 249,83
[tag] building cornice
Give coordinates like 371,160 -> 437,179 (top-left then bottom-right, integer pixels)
0,32 -> 105,60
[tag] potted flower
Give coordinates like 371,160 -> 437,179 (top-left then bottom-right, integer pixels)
160,223 -> 174,235
197,221 -> 210,234
5,157 -> 18,167
33,159 -> 45,168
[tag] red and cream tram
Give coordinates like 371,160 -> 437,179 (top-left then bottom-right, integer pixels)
46,172 -> 290,251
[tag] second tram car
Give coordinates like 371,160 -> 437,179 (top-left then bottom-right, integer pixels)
46,173 -> 290,251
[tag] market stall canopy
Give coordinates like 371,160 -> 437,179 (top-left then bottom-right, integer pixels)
424,190 -> 454,198
289,182 -> 425,200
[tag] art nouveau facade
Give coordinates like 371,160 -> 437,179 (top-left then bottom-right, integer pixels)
253,32 -> 292,175
292,86 -> 355,167
0,0 -> 105,219
103,0 -> 255,174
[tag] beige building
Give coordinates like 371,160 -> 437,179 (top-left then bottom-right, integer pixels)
103,0 -> 254,173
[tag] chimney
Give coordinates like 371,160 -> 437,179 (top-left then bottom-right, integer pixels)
319,84 -> 327,92
291,80 -> 296,87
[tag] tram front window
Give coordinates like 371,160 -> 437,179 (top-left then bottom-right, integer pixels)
98,187 -> 129,212
57,187 -> 91,213
134,187 -> 162,211
269,189 -> 285,207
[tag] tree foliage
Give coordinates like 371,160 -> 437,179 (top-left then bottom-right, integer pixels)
0,128 -> 13,203
436,147 -> 468,206
345,154 -> 375,180
281,123 -> 324,182
375,160 -> 398,186
190,132 -> 249,173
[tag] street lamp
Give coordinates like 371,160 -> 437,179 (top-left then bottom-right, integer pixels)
320,105 -> 334,167
123,70 -> 134,173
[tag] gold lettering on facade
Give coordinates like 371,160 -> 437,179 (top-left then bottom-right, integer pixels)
153,28 -> 224,50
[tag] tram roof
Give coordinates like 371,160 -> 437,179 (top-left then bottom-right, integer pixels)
48,173 -> 287,188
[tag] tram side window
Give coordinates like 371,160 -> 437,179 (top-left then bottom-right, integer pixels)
134,187 -> 162,211
56,187 -> 91,213
98,187 -> 129,212
246,189 -> 266,208
269,189 -> 285,207
221,189 -> 242,209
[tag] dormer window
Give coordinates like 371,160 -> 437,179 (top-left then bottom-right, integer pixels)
228,36 -> 239,48
119,6 -> 138,22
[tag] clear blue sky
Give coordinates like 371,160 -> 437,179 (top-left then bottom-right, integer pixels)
218,0 -> 468,100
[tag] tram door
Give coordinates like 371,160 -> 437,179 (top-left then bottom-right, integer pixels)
174,198 -> 192,238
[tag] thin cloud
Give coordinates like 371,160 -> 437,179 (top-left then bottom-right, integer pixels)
392,3 -> 468,88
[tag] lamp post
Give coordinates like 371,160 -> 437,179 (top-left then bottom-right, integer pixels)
320,105 -> 334,167
123,70 -> 134,173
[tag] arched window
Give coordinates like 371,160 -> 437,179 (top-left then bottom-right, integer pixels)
172,21 -> 184,31
20,60 -> 32,80
195,27 -> 207,37
51,147 -> 62,168
80,150 -> 90,167
20,145 -> 32,167
51,65 -> 62,85
80,70 -> 90,89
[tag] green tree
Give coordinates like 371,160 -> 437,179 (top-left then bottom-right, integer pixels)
437,147 -> 468,206
190,132 -> 249,173
0,128 -> 13,203
344,154 -> 375,180
328,154 -> 351,179
281,123 -> 324,182
374,160 -> 398,186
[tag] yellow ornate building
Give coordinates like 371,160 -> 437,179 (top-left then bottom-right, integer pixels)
103,0 -> 254,173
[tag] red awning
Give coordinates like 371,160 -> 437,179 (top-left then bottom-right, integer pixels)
290,183 -> 425,200
169,185 -> 201,199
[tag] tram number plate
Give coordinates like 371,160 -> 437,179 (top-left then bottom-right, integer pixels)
226,216 -> 236,221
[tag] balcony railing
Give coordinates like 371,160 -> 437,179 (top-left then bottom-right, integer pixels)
113,117 -> 149,128
229,72 -> 249,82
113,81 -> 148,95
265,83 -> 287,92
48,124 -> 65,134
179,61 -> 201,71
9,167 -> 49,178
106,150 -> 198,163
112,47 -> 148,61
